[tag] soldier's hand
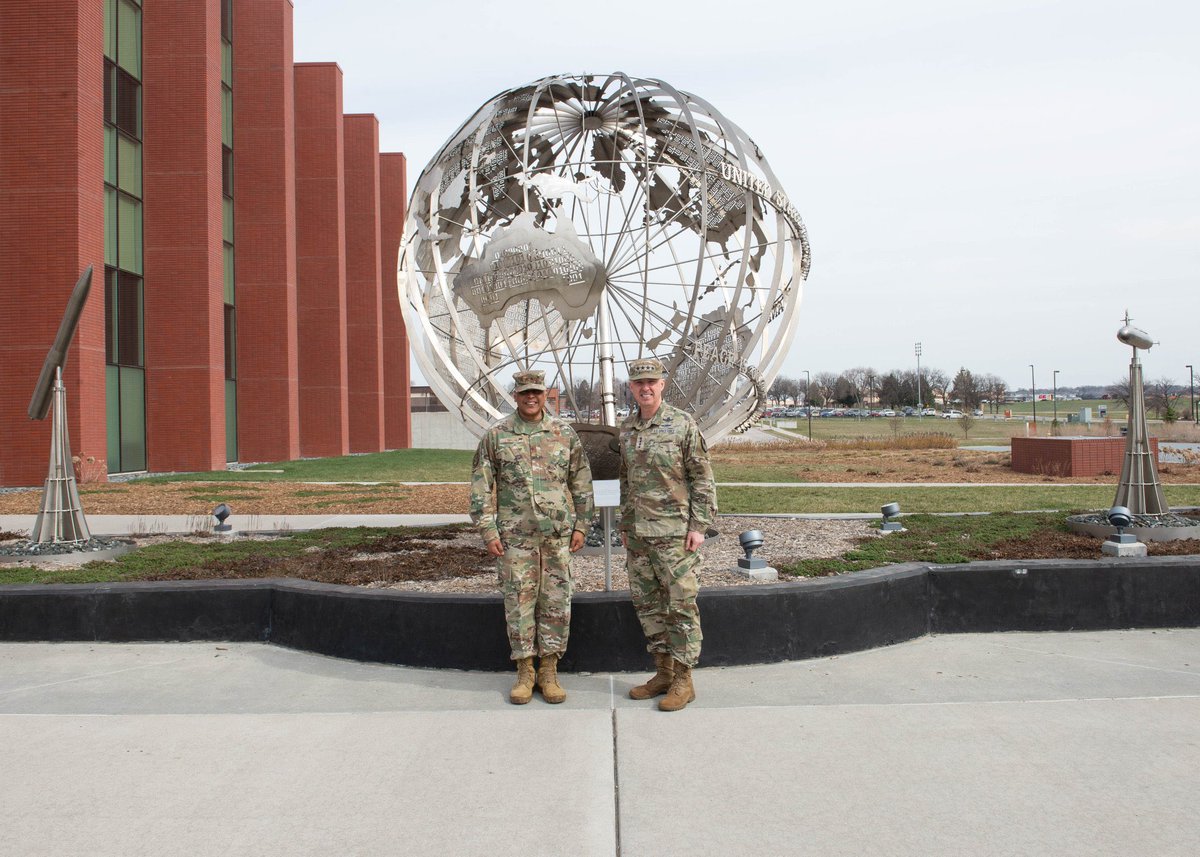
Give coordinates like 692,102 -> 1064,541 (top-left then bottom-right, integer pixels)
569,530 -> 585,553
486,538 -> 505,557
685,530 -> 705,552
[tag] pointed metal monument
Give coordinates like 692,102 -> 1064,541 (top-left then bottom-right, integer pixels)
1113,313 -> 1168,516
26,267 -> 95,544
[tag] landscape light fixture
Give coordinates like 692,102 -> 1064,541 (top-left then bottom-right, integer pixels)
881,502 -> 904,532
213,503 -> 233,533
1105,506 -> 1136,544
737,530 -> 767,570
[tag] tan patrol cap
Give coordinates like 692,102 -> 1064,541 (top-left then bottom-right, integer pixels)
512,370 -> 547,393
628,357 -> 665,381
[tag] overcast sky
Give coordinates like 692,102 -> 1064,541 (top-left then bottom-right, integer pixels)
293,0 -> 1198,392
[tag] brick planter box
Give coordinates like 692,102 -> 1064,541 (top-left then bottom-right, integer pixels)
1010,435 -> 1159,477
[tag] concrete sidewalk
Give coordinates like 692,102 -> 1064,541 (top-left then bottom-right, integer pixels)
3,629 -> 1198,856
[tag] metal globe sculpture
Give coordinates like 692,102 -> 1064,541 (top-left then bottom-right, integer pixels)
399,72 -> 810,439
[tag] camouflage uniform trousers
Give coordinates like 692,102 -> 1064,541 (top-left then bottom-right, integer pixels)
498,533 -> 574,660
625,534 -> 702,667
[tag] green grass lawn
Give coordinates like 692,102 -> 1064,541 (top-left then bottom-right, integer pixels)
140,448 -> 474,484
778,512 -> 1064,577
717,484 -> 1200,515
0,527 -> 406,585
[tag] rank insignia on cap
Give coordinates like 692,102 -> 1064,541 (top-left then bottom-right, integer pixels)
628,358 -> 665,381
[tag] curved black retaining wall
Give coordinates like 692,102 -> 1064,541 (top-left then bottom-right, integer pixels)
2,556 -> 1198,671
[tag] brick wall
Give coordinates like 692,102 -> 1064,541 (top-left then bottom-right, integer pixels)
379,152 -> 411,449
0,1 -> 107,487
294,62 -> 349,457
343,114 -> 384,453
142,0 -> 228,474
1011,436 -> 1161,478
233,0 -> 300,462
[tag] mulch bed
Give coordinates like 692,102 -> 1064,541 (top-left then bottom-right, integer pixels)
972,531 -> 1200,560
139,530 -> 493,586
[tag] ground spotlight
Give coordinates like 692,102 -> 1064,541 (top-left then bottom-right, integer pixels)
734,529 -> 776,580
881,502 -> 904,532
1106,506 -> 1135,544
738,529 -> 765,561
213,503 -> 233,533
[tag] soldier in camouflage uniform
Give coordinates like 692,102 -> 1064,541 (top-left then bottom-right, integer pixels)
618,357 -> 717,712
470,370 -> 594,705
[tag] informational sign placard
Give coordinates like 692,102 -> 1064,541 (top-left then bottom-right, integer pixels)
593,479 -> 620,508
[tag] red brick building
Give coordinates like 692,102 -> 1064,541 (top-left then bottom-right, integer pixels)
0,0 -> 411,487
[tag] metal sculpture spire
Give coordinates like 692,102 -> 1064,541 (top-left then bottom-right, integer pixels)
1113,312 -> 1168,515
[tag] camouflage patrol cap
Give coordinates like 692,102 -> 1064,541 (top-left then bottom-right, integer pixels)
512,370 -> 547,393
628,357 -> 665,381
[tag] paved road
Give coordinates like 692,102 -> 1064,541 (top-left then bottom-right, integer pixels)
3,629 -> 1198,856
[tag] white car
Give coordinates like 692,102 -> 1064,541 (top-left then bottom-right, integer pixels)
942,409 -> 964,419
921,408 -> 937,416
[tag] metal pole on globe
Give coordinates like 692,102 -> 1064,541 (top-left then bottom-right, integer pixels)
602,507 -> 613,591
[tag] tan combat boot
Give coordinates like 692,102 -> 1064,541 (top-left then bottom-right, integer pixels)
658,660 -> 695,712
510,657 -> 536,705
629,652 -> 675,700
536,653 -> 567,704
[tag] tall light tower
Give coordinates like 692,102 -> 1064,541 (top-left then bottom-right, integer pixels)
1188,364 -> 1195,423
1052,369 -> 1060,428
803,369 -> 813,439
915,342 -> 923,416
1029,364 -> 1037,426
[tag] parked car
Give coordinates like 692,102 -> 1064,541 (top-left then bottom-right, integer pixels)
879,409 -> 896,417
972,409 -> 983,417
921,408 -> 938,416
942,409 -> 964,419
901,407 -> 916,416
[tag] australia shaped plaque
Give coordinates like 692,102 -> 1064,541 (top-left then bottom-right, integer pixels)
453,212 -> 606,327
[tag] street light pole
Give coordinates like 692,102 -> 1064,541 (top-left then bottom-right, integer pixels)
1052,369 -> 1059,429
1029,364 -> 1036,427
915,342 -> 923,417
804,369 -> 812,439
1188,364 -> 1195,423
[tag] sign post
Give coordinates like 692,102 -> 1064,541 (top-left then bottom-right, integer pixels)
592,479 -> 620,591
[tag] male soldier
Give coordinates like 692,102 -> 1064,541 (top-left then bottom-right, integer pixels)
618,357 -> 717,712
470,370 -> 594,705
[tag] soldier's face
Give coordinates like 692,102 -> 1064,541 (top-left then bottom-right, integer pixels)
630,378 -> 665,415
514,389 -> 546,420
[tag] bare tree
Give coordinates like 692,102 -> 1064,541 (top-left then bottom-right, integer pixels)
957,413 -> 976,438
926,368 -> 949,408
862,367 -> 880,407
814,372 -> 839,407
980,374 -> 1007,414
1146,376 -> 1178,419
1107,377 -> 1132,410
844,366 -> 871,406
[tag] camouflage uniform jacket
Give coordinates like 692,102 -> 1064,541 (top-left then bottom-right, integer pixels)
470,412 -> 594,545
619,402 -> 717,537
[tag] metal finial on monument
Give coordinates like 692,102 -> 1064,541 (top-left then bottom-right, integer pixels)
27,267 -> 95,545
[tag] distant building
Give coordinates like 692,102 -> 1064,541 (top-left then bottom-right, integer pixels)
1,0 -> 411,487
